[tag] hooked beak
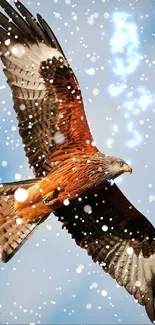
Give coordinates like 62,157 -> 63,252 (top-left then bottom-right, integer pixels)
122,163 -> 132,174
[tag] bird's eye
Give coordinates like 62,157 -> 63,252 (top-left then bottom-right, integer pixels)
119,162 -> 124,167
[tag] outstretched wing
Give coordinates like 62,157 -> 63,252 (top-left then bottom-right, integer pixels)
55,183 -> 155,323
0,0 -> 96,177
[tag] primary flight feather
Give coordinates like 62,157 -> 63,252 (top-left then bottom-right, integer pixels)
0,0 -> 155,323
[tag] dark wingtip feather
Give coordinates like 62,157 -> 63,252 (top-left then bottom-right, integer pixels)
145,287 -> 155,324
2,249 -> 13,263
0,11 -> 21,36
14,0 -> 49,43
0,0 -> 33,36
37,12 -> 66,57
0,0 -> 66,52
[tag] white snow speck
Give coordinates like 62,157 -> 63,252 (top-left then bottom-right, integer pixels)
104,12 -> 110,19
54,132 -> 65,145
112,125 -> 119,132
88,17 -> 94,25
94,13 -> 99,19
106,138 -> 114,149
86,303 -> 92,309
102,225 -> 108,232
76,264 -> 84,273
90,56 -> 96,62
14,188 -> 29,202
109,179 -> 115,186
90,282 -> 98,289
54,12 -> 61,19
84,204 -> 92,214
73,15 -> 77,20
93,88 -> 100,96
20,104 -> 26,111
63,198 -> 70,206
15,173 -> 21,180
91,141 -> 96,146
1,161 -> 8,167
46,225 -> 52,231
12,126 -> 16,131
16,217 -> 23,225
85,68 -> 95,76
4,39 -> 10,46
11,44 -> 25,58
127,247 -> 133,255
149,195 -> 155,202
101,290 -> 107,297
135,280 -> 141,287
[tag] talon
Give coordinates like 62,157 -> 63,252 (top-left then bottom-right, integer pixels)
43,191 -> 54,204
43,190 -> 59,206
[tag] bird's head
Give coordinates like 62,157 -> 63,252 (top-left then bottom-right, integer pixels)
104,155 -> 132,180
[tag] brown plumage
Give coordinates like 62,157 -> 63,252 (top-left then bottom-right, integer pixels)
0,0 -> 155,323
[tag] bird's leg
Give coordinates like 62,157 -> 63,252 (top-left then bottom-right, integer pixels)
43,189 -> 59,206
43,191 -> 55,205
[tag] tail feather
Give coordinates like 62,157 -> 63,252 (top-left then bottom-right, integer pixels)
0,217 -> 45,263
0,178 -> 42,217
0,178 -> 49,262
0,178 -> 42,194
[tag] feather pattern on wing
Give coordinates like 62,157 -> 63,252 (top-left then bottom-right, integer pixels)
0,0 -> 96,177
55,182 -> 155,323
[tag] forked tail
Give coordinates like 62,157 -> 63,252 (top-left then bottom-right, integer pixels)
0,179 -> 49,262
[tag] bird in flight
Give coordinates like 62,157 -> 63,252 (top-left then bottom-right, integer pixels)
0,0 -> 155,323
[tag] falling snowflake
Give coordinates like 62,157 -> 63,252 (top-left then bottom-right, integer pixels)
63,198 -> 70,206
1,160 -> 8,167
101,290 -> 107,297
16,217 -> 23,225
14,188 -> 29,202
54,132 -> 65,145
127,247 -> 134,255
83,204 -> 92,214
102,225 -> 108,232
149,195 -> 155,202
76,264 -> 84,273
15,173 -> 21,180
85,68 -> 95,76
11,44 -> 25,58
86,303 -> 92,309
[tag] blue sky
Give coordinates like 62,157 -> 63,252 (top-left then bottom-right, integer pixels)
0,0 -> 155,324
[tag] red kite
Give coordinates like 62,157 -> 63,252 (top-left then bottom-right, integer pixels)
0,0 -> 155,323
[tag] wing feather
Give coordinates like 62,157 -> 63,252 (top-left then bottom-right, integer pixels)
55,182 -> 155,323
0,0 -> 33,36
37,13 -> 66,56
15,1 -> 49,44
0,0 -> 96,177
